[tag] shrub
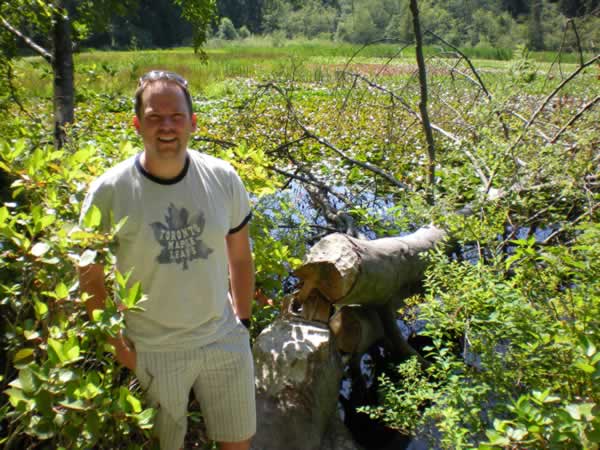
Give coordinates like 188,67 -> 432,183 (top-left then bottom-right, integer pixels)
238,25 -> 251,40
0,138 -> 154,448
217,17 -> 238,40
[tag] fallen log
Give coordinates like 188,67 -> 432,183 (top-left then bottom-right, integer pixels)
329,305 -> 384,354
295,226 -> 446,306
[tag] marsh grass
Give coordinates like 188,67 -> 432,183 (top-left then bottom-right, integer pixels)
14,38 -> 587,102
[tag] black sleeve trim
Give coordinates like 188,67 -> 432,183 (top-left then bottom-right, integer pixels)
228,211 -> 252,234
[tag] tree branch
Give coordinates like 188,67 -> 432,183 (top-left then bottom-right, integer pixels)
550,95 -> 600,144
0,15 -> 53,63
260,82 -> 411,192
511,54 -> 599,150
193,136 -> 236,148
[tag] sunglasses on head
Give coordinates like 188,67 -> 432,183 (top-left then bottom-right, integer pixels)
138,70 -> 188,88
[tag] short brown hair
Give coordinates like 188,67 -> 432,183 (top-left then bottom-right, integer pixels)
135,70 -> 193,118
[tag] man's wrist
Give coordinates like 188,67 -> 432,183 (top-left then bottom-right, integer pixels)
241,318 -> 251,329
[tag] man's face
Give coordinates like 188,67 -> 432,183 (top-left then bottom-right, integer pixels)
134,81 -> 197,163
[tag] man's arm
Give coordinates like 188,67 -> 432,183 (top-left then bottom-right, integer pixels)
79,263 -> 136,370
226,224 -> 255,321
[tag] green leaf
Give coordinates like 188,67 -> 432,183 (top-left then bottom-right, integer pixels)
136,408 -> 155,429
484,430 -> 510,446
575,361 -> 595,374
0,206 -> 8,224
79,249 -> 97,267
33,300 -> 48,320
83,205 -> 102,230
58,399 -> 89,411
5,387 -> 28,408
30,242 -> 50,257
47,338 -> 66,363
127,392 -> 142,413
33,299 -> 49,319
58,369 -> 78,383
54,282 -> 69,300
18,368 -> 37,394
13,348 -> 35,365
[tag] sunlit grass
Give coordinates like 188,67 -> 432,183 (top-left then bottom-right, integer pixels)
13,38 -> 592,102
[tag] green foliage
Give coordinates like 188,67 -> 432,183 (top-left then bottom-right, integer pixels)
0,136 -> 155,448
1,37 -> 598,448
363,224 -> 600,449
238,25 -> 251,40
217,17 -> 239,40
509,45 -> 538,84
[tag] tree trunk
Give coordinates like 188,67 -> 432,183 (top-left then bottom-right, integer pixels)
52,1 -> 74,148
409,0 -> 436,205
295,226 -> 446,307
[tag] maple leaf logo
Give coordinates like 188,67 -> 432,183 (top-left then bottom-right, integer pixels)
149,203 -> 213,270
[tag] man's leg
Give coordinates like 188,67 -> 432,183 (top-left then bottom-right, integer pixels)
192,325 -> 256,447
136,351 -> 192,450
219,439 -> 251,450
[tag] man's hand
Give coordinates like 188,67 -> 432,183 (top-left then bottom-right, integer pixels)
110,333 -> 136,370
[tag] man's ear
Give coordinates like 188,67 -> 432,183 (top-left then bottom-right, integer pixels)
191,113 -> 198,131
133,116 -> 141,132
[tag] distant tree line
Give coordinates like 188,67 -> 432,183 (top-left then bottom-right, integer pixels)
77,0 -> 600,51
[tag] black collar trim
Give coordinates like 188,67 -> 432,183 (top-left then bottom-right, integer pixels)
135,152 -> 190,185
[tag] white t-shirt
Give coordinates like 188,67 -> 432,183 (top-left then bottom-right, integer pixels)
80,150 -> 251,351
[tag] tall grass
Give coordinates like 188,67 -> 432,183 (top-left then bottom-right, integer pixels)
13,38 -> 587,101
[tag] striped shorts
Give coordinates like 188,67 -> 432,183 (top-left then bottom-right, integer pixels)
135,324 -> 256,450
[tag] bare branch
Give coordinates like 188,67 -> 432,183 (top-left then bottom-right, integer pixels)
569,19 -> 584,67
511,54 -> 599,149
343,71 -> 491,186
301,128 -> 410,191
426,31 -> 491,100
486,54 -> 600,192
409,0 -> 436,205
542,203 -> 599,244
193,136 -> 236,148
259,82 -> 411,191
550,95 -> 600,144
0,15 -> 53,63
3,62 -> 34,119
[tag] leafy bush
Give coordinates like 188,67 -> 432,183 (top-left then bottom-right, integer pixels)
362,224 -> 600,449
238,25 -> 251,40
0,138 -> 155,448
217,17 -> 239,40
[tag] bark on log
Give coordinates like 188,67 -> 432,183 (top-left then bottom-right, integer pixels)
295,226 -> 446,306
329,306 -> 384,354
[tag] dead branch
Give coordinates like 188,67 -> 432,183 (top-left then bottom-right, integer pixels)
550,95 -> 600,144
342,71 -> 491,186
487,54 -> 600,192
425,31 -> 491,100
511,54 -> 599,149
542,203 -> 599,244
427,30 -> 511,140
259,82 -> 411,192
409,0 -> 436,205
504,109 -> 552,143
569,19 -> 584,67
193,136 -> 236,148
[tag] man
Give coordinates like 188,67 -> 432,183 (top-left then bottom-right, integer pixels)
79,70 -> 256,450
